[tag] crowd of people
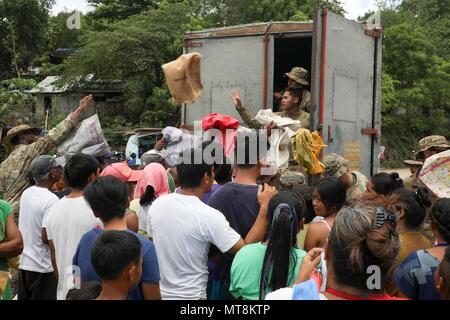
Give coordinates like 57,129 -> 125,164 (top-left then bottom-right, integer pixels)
0,64 -> 449,301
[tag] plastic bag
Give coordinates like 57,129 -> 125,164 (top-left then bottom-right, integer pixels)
57,114 -> 110,158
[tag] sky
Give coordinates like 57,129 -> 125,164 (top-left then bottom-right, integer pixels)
52,0 -> 379,20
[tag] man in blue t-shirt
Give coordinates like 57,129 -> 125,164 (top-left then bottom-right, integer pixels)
73,176 -> 161,300
208,130 -> 270,298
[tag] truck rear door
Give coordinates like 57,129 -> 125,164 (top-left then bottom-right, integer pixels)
182,35 -> 274,127
311,9 -> 382,177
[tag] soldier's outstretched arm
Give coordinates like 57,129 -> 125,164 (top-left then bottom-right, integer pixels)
46,95 -> 94,147
231,88 -> 262,129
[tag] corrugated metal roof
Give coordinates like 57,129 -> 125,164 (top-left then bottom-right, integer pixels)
29,76 -> 67,94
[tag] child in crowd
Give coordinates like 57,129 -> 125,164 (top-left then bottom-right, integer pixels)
43,154 -> 102,300
365,172 -> 404,196
66,282 -> 102,300
392,188 -> 433,262
394,198 -> 450,300
386,188 -> 433,296
230,191 -> 307,299
304,177 -> 346,251
91,230 -> 142,300
73,176 -> 161,300
267,198 -> 405,300
100,162 -> 144,233
293,186 -> 315,250
133,163 -> 170,236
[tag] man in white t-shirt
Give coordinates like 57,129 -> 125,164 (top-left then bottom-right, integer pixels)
43,154 -> 101,300
18,156 -> 61,300
147,147 -> 277,300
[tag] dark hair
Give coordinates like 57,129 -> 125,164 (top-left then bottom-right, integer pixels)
441,247 -> 450,289
64,154 -> 99,189
259,191 -> 305,299
84,176 -> 129,222
214,163 -> 232,185
91,230 -> 141,281
293,186 -> 315,224
330,198 -> 400,291
313,177 -> 347,213
370,172 -> 404,196
139,185 -> 155,207
66,282 -> 102,300
202,140 -> 232,185
130,153 -> 136,159
10,135 -> 20,145
430,198 -> 450,243
285,86 -> 304,105
392,188 -> 432,230
235,130 -> 270,169
177,148 -> 213,189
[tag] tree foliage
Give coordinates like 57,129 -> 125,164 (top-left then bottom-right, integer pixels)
0,0 -> 54,78
380,0 -> 450,165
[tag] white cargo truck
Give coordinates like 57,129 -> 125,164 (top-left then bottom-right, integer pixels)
181,9 -> 382,177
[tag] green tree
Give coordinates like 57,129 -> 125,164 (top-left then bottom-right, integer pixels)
88,0 -> 159,20
380,17 -> 450,164
61,1 -> 189,125
0,0 -> 54,78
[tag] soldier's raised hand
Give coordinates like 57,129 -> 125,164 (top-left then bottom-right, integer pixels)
231,89 -> 242,108
78,95 -> 94,112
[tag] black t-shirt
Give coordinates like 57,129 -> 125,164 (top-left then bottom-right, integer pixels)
207,182 -> 260,294
208,182 -> 260,238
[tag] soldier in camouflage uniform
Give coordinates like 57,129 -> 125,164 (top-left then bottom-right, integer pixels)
402,158 -> 423,191
283,67 -> 311,112
404,136 -> 450,242
0,95 -> 94,215
232,80 -> 310,130
403,135 -> 450,192
323,153 -> 368,205
279,170 -> 306,191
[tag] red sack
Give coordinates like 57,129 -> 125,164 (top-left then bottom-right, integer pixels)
201,113 -> 240,157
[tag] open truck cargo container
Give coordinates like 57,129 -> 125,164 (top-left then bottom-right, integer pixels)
181,9 -> 382,178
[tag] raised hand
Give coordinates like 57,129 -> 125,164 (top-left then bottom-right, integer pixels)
77,95 -> 94,113
257,183 -> 278,207
296,247 -> 324,284
231,88 -> 242,108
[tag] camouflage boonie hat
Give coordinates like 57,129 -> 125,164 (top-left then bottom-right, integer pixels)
280,170 -> 306,189
4,124 -> 40,145
415,135 -> 450,159
323,153 -> 349,178
285,67 -> 309,86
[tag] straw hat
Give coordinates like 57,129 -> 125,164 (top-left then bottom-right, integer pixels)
162,53 -> 203,104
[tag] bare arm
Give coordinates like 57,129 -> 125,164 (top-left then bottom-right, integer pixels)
304,223 -> 326,252
48,240 -> 58,280
227,184 -> 277,255
126,211 -> 139,233
0,214 -> 23,258
142,283 -> 162,300
41,227 -> 49,245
